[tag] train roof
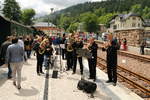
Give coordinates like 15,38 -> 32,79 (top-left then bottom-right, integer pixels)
0,15 -> 32,30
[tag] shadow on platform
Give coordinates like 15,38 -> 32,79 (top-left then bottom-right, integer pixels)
0,70 -> 8,87
15,86 -> 39,97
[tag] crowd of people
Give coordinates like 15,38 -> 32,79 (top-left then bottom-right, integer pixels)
0,32 -> 120,90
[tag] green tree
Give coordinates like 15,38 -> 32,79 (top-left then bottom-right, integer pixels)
80,12 -> 99,33
131,4 -> 142,15
67,22 -> 79,33
94,8 -> 105,17
21,8 -> 36,25
59,14 -> 73,31
2,0 -> 21,22
98,13 -> 116,27
142,6 -> 150,19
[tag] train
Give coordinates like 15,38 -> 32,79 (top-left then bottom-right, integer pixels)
0,15 -> 42,46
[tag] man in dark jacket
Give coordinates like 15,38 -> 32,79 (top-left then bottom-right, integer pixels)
104,39 -> 119,86
0,36 -> 12,79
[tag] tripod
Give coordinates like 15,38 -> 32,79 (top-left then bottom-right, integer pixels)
58,44 -> 67,73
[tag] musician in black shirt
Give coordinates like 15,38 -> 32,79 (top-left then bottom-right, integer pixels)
102,35 -> 119,86
72,37 -> 84,75
87,38 -> 98,81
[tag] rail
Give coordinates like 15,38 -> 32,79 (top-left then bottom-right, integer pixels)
97,57 -> 150,98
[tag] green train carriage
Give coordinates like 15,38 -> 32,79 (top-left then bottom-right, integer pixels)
0,15 -> 34,46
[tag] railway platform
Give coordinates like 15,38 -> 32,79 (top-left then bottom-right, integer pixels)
0,55 -> 144,100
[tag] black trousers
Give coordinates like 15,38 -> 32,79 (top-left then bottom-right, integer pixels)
107,66 -> 117,83
88,58 -> 97,79
66,51 -> 73,70
73,56 -> 83,74
36,53 -> 44,73
140,46 -> 145,55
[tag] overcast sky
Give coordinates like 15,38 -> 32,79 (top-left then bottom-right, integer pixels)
0,0 -> 101,16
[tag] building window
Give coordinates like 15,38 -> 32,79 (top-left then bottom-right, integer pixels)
138,23 -> 141,27
113,25 -> 117,29
139,18 -> 141,21
132,23 -> 136,27
132,17 -> 136,20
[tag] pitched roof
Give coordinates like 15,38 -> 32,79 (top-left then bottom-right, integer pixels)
143,19 -> 150,27
34,22 -> 56,27
109,12 -> 144,23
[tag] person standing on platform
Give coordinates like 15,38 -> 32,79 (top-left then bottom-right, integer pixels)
87,37 -> 98,81
66,34 -> 74,71
140,40 -> 146,55
123,38 -> 127,50
6,37 -> 24,89
36,38 -> 46,75
72,37 -> 84,75
0,36 -> 12,79
102,34 -> 119,86
61,34 -> 66,60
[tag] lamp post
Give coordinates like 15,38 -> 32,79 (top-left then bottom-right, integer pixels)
48,8 -> 54,36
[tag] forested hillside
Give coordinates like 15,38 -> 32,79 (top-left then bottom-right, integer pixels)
39,0 -> 150,33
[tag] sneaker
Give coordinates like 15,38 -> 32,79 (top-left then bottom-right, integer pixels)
88,77 -> 93,79
106,80 -> 112,83
113,82 -> 116,86
37,73 -> 40,76
93,78 -> 96,82
13,82 -> 16,86
40,72 -> 44,74
8,76 -> 12,79
18,85 -> 21,90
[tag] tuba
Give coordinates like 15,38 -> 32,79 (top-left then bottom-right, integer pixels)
38,39 -> 47,54
38,47 -> 45,54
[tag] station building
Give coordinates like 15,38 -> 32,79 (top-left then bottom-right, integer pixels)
108,12 -> 150,47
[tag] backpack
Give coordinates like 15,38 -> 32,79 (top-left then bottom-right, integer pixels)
77,79 -> 97,93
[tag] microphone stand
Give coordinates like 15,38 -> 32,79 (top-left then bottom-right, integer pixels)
59,44 -> 63,72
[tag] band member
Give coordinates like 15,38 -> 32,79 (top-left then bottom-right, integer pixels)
66,34 -> 74,71
87,37 -> 98,81
61,34 -> 66,59
43,39 -> 53,70
72,37 -> 84,75
102,34 -> 119,86
34,37 -> 45,75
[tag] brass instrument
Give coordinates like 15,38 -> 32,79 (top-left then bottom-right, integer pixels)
38,47 -> 45,54
38,39 -> 48,54
66,37 -> 74,52
67,43 -> 73,52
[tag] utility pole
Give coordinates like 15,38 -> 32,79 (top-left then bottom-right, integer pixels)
48,8 -> 54,36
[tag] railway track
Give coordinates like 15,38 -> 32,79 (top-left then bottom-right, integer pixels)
97,57 -> 150,98
96,41 -> 150,62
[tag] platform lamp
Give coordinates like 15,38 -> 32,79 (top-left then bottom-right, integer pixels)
48,8 -> 54,36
